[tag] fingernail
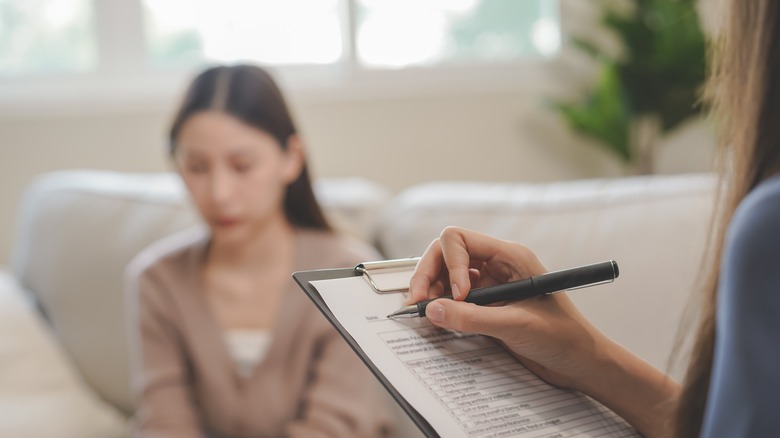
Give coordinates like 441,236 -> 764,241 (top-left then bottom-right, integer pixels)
427,302 -> 445,323
451,283 -> 461,300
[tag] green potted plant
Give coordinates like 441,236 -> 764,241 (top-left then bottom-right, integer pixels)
553,0 -> 707,174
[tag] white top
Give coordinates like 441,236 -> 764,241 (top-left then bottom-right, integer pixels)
224,329 -> 273,378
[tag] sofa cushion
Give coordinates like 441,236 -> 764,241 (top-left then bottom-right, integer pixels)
11,170 -> 389,413
376,173 -> 716,378
0,269 -> 127,438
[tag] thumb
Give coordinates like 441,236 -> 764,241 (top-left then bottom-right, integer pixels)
425,299 -> 527,340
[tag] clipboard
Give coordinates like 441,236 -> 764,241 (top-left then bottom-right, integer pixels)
291,257 -> 438,437
293,258 -> 638,438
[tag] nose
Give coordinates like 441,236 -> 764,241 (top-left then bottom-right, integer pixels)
209,167 -> 237,206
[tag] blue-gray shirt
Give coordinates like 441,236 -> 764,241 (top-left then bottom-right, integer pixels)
701,175 -> 780,436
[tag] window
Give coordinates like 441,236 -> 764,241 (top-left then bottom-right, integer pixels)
355,0 -> 559,68
0,0 -> 97,76
0,0 -> 559,109
142,0 -> 343,67
138,0 -> 558,70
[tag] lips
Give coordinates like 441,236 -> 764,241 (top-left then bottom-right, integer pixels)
214,217 -> 241,227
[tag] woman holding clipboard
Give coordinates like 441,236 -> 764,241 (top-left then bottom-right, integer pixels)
407,1 -> 780,436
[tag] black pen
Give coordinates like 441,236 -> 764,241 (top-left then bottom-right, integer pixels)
387,260 -> 619,319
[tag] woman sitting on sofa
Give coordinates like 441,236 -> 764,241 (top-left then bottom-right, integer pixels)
126,64 -> 392,437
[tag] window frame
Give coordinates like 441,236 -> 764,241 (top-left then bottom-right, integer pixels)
0,0 -> 562,116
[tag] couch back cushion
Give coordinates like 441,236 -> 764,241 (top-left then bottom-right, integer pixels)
11,170 -> 388,414
376,173 -> 716,378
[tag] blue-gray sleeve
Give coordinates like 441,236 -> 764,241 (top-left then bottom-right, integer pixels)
701,176 -> 780,437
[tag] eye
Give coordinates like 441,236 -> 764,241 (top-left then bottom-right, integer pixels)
233,161 -> 254,173
185,162 -> 208,174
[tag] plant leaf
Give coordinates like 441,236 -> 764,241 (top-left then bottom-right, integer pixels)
552,63 -> 633,163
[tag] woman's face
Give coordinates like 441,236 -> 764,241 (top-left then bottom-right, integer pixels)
174,110 -> 302,243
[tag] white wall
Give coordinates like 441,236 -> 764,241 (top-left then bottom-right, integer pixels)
0,1 -> 717,265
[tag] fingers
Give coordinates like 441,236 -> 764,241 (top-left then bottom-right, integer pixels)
408,226 -> 547,304
408,227 -> 479,303
446,228 -> 545,280
425,298 -> 529,341
408,238 -> 446,304
438,227 -> 473,300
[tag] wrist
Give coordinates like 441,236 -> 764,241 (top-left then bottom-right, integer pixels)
575,335 -> 680,438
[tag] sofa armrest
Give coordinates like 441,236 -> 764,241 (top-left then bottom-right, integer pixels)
0,268 -> 128,437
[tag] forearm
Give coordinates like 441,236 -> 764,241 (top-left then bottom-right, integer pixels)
132,278 -> 203,438
133,385 -> 204,437
289,334 -> 393,438
578,338 -> 680,438
134,418 -> 204,438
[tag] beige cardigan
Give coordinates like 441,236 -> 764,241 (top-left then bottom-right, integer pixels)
126,227 -> 395,438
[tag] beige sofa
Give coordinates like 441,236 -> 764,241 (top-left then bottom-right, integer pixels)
1,169 -> 716,437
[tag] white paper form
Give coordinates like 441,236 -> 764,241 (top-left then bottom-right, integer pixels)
311,275 -> 639,438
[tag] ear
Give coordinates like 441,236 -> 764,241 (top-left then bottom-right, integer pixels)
281,134 -> 306,184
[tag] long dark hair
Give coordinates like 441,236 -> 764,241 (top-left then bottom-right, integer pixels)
168,64 -> 331,231
676,1 -> 780,436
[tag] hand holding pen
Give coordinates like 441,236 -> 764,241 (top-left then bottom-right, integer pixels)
389,260 -> 618,319
405,227 -> 623,391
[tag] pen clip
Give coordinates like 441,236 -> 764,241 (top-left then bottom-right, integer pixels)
564,278 -> 615,291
